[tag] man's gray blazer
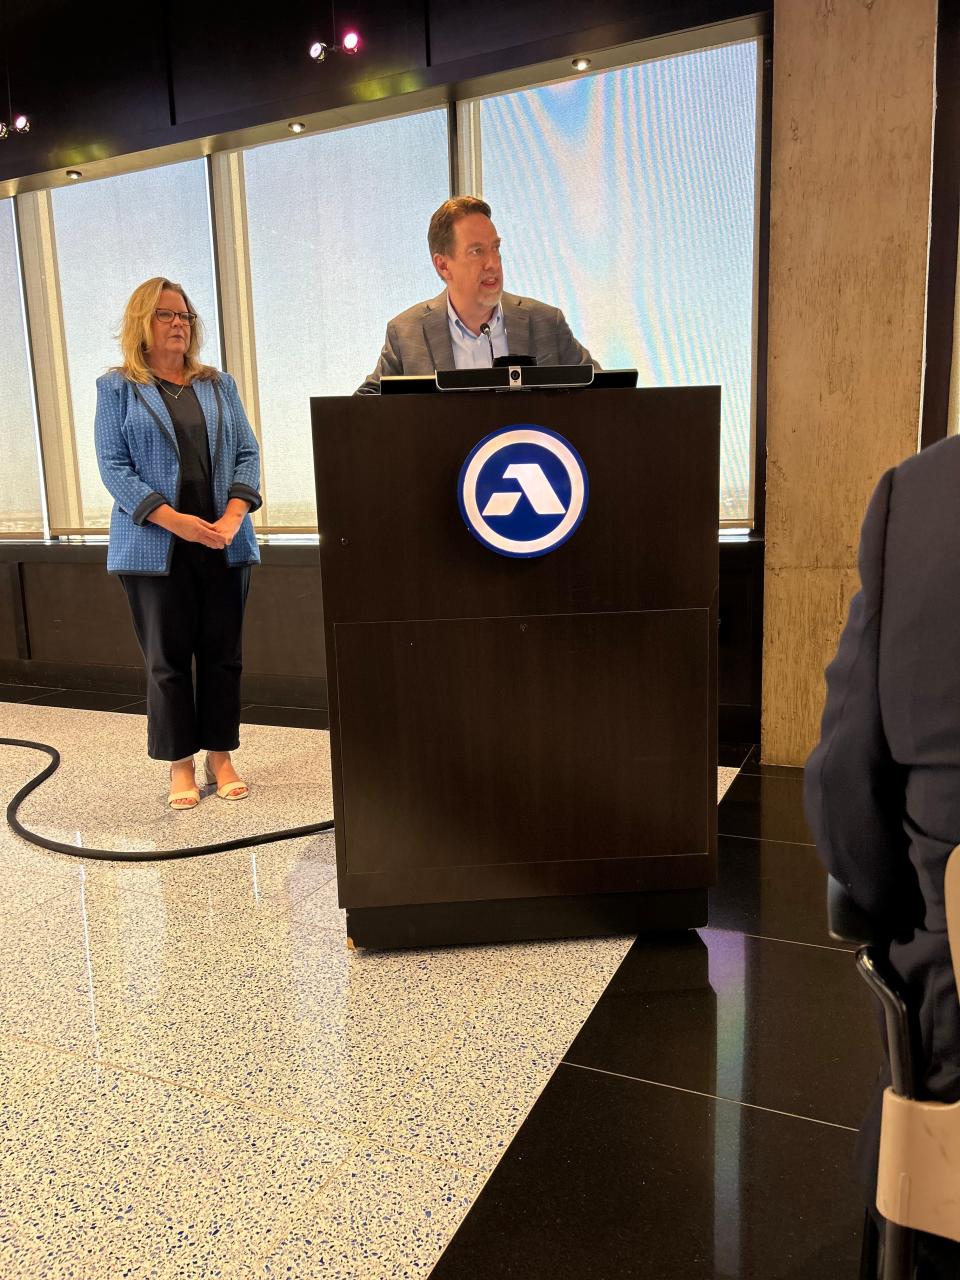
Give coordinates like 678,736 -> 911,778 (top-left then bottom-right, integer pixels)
355,290 -> 597,394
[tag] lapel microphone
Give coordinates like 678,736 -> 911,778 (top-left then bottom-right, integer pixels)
479,322 -> 495,366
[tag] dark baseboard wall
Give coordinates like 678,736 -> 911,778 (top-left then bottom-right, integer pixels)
0,538 -> 762,738
717,536 -> 764,742
0,543 -> 328,710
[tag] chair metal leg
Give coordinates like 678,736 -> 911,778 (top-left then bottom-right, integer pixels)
855,949 -> 917,1099
860,1208 -> 880,1280
855,950 -> 919,1279
881,1221 -> 915,1280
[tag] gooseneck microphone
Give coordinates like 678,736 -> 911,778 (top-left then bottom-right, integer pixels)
479,322 -> 496,366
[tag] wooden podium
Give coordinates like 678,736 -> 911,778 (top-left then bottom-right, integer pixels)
311,386 -> 719,948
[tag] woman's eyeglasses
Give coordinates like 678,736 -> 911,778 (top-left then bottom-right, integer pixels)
154,308 -> 196,324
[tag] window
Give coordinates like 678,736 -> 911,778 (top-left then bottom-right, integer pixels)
242,109 -> 450,528
49,160 -> 220,529
475,40 -> 761,524
0,199 -> 43,535
7,29 -> 763,537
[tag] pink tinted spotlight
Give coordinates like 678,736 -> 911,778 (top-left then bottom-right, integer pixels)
342,30 -> 361,53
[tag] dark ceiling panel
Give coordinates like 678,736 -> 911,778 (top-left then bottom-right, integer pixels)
0,0 -> 762,187
1,0 -> 169,179
169,0 -> 428,126
428,0 -> 762,66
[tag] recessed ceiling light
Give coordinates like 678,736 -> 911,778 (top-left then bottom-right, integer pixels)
66,169 -> 82,180
288,121 -> 306,134
571,57 -> 592,72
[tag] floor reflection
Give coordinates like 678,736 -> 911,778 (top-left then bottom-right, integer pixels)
1,702 -> 637,1277
1,701 -> 870,1279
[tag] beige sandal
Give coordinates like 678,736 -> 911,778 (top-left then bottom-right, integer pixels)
204,753 -> 249,802
168,761 -> 200,810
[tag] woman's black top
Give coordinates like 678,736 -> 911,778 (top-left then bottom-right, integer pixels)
156,380 -> 216,522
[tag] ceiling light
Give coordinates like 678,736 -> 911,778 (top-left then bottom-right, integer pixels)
571,57 -> 592,71
66,169 -> 82,180
288,121 -> 306,134
0,112 -> 31,141
309,30 -> 362,61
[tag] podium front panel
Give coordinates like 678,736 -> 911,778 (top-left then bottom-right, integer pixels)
312,386 -> 719,946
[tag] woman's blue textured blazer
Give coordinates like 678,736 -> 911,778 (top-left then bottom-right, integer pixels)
94,369 -> 262,575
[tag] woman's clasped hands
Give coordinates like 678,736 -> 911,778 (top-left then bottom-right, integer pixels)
170,511 -> 228,549
170,506 -> 246,549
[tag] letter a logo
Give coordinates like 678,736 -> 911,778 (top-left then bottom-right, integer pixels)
481,464 -> 566,518
458,426 -> 589,558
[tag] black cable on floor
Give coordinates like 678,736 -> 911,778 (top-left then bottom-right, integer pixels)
1,738 -> 334,862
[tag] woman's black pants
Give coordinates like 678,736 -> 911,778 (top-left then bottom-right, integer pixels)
120,542 -> 251,762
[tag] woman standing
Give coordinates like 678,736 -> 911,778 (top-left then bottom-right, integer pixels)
95,277 -> 261,809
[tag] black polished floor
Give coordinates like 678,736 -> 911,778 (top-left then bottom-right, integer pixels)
429,749 -> 879,1280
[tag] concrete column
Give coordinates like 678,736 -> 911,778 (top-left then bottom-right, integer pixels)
762,0 -> 937,764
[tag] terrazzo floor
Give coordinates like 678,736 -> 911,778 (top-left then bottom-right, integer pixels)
0,702 -> 738,1279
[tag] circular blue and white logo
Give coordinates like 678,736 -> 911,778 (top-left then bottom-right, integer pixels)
457,425 -> 589,558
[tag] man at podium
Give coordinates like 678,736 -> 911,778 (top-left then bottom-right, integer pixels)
355,196 -> 597,394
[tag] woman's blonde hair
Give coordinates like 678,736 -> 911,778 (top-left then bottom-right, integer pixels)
114,276 -> 218,385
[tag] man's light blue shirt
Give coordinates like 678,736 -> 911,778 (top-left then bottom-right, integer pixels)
447,296 -> 508,368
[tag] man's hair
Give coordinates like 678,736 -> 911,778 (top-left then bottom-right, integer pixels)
428,196 -> 492,259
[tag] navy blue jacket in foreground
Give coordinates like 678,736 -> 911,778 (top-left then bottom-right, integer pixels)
805,440 -> 960,1113
94,369 -> 262,574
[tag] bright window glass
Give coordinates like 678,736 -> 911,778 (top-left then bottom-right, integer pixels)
243,109 -> 450,528
51,160 -> 220,527
0,199 -> 43,535
478,41 -> 760,523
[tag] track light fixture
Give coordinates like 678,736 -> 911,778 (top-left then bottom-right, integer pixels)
309,31 -> 362,62
1,8 -> 29,143
308,4 -> 362,63
0,112 -> 28,140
